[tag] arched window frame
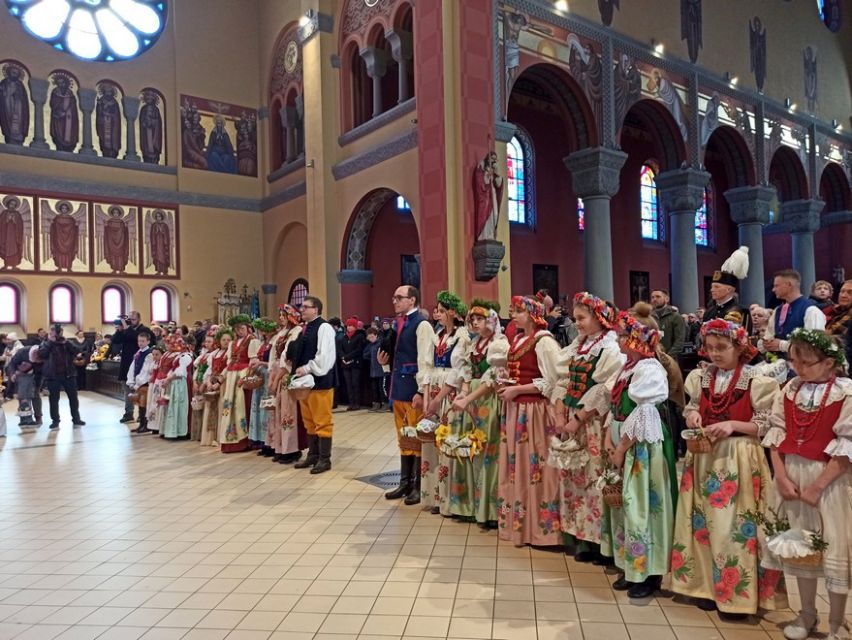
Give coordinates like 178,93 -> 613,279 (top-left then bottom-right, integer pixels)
101,285 -> 127,324
0,282 -> 22,325
49,283 -> 76,325
507,127 -> 536,228
150,286 -> 173,324
694,184 -> 714,248
288,279 -> 309,308
640,161 -> 662,242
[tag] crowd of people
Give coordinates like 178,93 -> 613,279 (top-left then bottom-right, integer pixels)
1,249 -> 851,640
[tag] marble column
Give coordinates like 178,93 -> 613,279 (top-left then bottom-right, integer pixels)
780,198 -> 824,294
724,185 -> 776,306
122,95 -> 141,161
656,168 -> 711,313
28,77 -> 49,149
563,147 -> 628,302
78,88 -> 97,156
360,47 -> 389,118
386,28 -> 413,103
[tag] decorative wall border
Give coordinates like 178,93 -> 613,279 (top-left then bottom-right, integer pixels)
332,129 -> 417,180
0,144 -> 176,175
338,98 -> 417,146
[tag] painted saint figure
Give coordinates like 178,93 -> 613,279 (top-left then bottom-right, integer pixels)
103,206 -> 130,273
206,116 -> 236,174
803,45 -> 818,114
180,103 -> 207,169
236,114 -> 257,177
0,195 -> 25,269
749,17 -> 766,93
50,201 -> 80,271
680,0 -> 703,64
0,64 -> 29,145
503,12 -> 527,117
149,209 -> 171,275
474,151 -> 505,243
49,74 -> 79,152
139,89 -> 163,164
96,84 -> 122,158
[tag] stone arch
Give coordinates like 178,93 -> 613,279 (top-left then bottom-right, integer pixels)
769,145 -> 809,202
704,125 -> 755,188
620,98 -> 687,172
342,38 -> 372,130
819,162 -> 851,213
341,188 -> 398,271
268,22 -> 304,171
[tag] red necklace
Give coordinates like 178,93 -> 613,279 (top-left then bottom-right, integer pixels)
610,359 -> 639,406
791,377 -> 836,445
435,330 -> 450,358
474,334 -> 492,355
577,332 -> 606,356
706,364 -> 743,417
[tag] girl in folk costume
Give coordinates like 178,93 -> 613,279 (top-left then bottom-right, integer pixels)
448,301 -> 508,524
550,293 -> 625,563
496,295 -> 562,546
601,307 -> 677,599
160,333 -> 194,440
268,304 -> 304,464
420,291 -> 469,513
218,314 -> 257,453
190,332 -> 215,441
201,328 -> 231,447
672,319 -> 786,617
144,345 -> 166,434
248,317 -> 277,454
761,330 -> 852,640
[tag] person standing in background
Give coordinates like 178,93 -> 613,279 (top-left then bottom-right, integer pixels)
68,329 -> 92,391
38,325 -> 85,429
110,311 -> 147,424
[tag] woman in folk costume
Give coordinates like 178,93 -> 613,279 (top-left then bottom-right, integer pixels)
448,301 -> 508,525
420,290 -> 469,513
496,295 -> 562,546
672,318 -> 786,618
144,344 -> 166,434
550,293 -> 625,563
218,314 -> 257,453
600,306 -> 677,599
761,330 -> 851,640
248,317 -> 277,454
190,331 -> 215,441
201,328 -> 231,447
160,333 -> 194,440
268,304 -> 304,464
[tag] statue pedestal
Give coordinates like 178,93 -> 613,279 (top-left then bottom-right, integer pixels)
472,240 -> 505,282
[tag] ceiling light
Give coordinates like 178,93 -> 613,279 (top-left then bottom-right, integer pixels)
554,0 -> 568,11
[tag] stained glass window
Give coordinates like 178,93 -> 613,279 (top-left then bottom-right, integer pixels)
289,279 -> 308,308
50,284 -> 74,324
101,286 -> 125,323
640,163 -> 660,240
695,186 -> 712,246
0,283 -> 20,324
396,195 -> 411,212
150,286 -> 171,323
507,136 -> 526,224
577,198 -> 585,231
7,0 -> 168,62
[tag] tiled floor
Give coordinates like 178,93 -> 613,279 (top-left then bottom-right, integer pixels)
1,392 -> 849,640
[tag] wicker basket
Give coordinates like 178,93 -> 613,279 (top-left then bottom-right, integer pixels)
602,482 -> 624,508
399,434 -> 422,453
686,437 -> 713,454
203,390 -> 220,401
417,430 -> 437,443
190,395 -> 205,411
289,388 -> 311,401
241,374 -> 264,390
785,552 -> 823,568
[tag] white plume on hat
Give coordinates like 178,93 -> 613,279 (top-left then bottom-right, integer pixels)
720,246 -> 750,280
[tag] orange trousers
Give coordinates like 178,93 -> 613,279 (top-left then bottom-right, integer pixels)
393,400 -> 422,457
299,389 -> 334,438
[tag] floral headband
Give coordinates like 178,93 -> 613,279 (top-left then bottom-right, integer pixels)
511,295 -> 547,328
228,313 -> 252,328
165,332 -> 187,352
214,327 -> 234,344
616,310 -> 659,357
253,317 -> 278,334
789,328 -> 847,369
573,292 -> 617,330
699,318 -> 757,363
278,303 -> 301,325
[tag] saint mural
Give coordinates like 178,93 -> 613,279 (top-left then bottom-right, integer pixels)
49,73 -> 79,152
647,69 -> 688,140
503,12 -> 527,117
40,199 -> 88,272
180,101 -> 207,170
598,0 -> 619,26
0,195 -> 33,270
0,63 -> 30,145
567,34 -> 603,128
144,208 -> 176,276
95,83 -> 122,158
94,204 -> 137,274
614,54 -> 641,127
803,45 -> 818,114
749,17 -> 767,93
139,89 -> 163,164
179,95 -> 257,177
474,151 -> 505,243
206,115 -> 236,174
236,112 -> 257,177
680,0 -> 703,63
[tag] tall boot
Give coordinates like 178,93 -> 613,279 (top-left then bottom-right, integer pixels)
403,458 -> 421,505
311,437 -> 332,474
294,435 -> 319,469
385,455 -> 413,499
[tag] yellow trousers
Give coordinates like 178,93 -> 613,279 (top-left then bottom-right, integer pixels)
393,400 -> 422,457
299,389 -> 334,438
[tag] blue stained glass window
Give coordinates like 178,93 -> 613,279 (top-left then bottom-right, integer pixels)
577,197 -> 585,231
640,163 -> 659,240
396,195 -> 411,212
507,136 -> 526,224
695,186 -> 712,246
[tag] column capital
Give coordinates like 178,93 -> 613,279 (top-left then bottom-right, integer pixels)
780,198 -> 824,234
385,28 -> 413,63
359,47 -> 389,79
260,283 -> 278,295
78,87 -> 96,112
655,167 -> 711,215
495,121 -> 517,143
28,77 -> 49,103
723,185 -> 776,226
122,95 -> 140,120
563,147 -> 627,198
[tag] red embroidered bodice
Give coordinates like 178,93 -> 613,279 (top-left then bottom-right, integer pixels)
211,349 -> 228,375
228,336 -> 251,371
779,385 -> 843,462
698,367 -> 754,430
507,335 -> 545,403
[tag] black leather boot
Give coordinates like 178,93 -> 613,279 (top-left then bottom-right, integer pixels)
294,435 -> 319,469
385,456 -> 413,499
403,458 -> 421,505
311,437 -> 332,474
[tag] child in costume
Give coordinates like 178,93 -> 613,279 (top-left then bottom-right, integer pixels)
269,304 -> 304,463
201,328 -> 232,447
219,314 -> 257,453
248,317 -> 277,455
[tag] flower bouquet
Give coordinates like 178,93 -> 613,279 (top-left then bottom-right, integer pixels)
416,416 -> 440,443
438,428 -> 487,460
596,467 -> 623,508
746,506 -> 827,568
547,435 -> 590,471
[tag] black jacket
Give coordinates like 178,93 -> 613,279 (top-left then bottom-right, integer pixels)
340,330 -> 366,369
9,346 -> 43,382
37,339 -> 81,380
110,322 -> 148,379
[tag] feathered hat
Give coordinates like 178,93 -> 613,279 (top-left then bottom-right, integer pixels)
713,246 -> 750,288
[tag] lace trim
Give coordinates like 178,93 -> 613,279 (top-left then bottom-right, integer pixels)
620,403 -> 664,443
784,377 -> 852,408
700,364 -> 753,392
824,438 -> 852,461
564,330 -> 619,362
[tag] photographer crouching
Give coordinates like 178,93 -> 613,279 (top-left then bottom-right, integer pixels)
38,325 -> 85,429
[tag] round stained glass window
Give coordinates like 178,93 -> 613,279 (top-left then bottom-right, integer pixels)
6,0 -> 167,62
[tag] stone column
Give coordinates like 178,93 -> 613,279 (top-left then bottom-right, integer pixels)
563,147 -> 628,302
780,199 -> 824,294
122,95 -> 141,161
724,185 -> 776,306
78,88 -> 97,156
281,106 -> 300,163
28,77 -> 49,149
656,168 -> 711,313
360,47 -> 389,118
386,28 -> 413,103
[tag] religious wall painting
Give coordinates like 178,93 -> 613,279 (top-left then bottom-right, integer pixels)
503,10 -> 528,117
613,53 -> 641,130
749,17 -> 766,93
400,254 -> 420,290
95,81 -> 124,159
629,270 -> 650,307
47,70 -> 80,153
680,0 -> 703,63
142,207 -> 177,278
139,88 -> 165,165
0,192 -> 35,272
598,0 -> 619,26
93,203 -> 138,275
0,60 -> 31,146
821,0 -> 842,32
699,92 -> 721,148
566,35 -> 603,129
270,24 -> 304,98
532,264 -> 558,301
38,197 -> 88,272
180,95 -> 257,177
644,68 -> 688,141
803,46 -> 818,114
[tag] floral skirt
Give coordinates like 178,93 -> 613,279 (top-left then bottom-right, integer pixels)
421,377 -> 455,512
248,368 -> 270,444
496,399 -> 561,546
219,369 -> 249,453
671,436 -> 787,613
146,379 -> 165,432
557,413 -> 606,544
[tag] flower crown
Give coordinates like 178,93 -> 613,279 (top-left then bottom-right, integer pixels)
277,303 -> 301,325
789,328 -> 847,369
573,292 -> 617,330
699,318 -> 756,363
616,310 -> 660,356
512,295 -> 548,327
437,290 -> 467,317
227,313 -> 252,327
214,327 -> 234,343
252,317 -> 279,334
468,298 -> 500,318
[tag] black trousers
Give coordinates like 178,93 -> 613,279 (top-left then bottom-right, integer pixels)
46,376 -> 81,424
370,377 -> 386,404
75,364 -> 87,390
342,367 -> 361,408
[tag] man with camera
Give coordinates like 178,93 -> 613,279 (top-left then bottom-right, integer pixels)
110,310 -> 147,423
38,325 -> 85,429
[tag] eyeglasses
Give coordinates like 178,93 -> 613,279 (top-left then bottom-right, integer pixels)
301,304 -> 316,309
392,295 -> 413,302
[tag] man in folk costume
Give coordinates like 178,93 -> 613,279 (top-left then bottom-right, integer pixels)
126,330 -> 154,434
381,285 -> 436,505
292,296 -> 336,474
761,269 -> 826,356
704,246 -> 752,334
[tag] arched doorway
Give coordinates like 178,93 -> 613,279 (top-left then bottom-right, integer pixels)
815,162 -> 852,286
339,188 -> 420,320
763,146 -> 810,283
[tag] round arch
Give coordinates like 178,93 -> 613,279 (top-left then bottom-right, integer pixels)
620,98 -> 688,172
341,188 -> 400,271
769,145 -> 809,202
0,276 -> 28,330
704,125 -> 756,188
270,221 -> 309,305
819,162 -> 851,213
